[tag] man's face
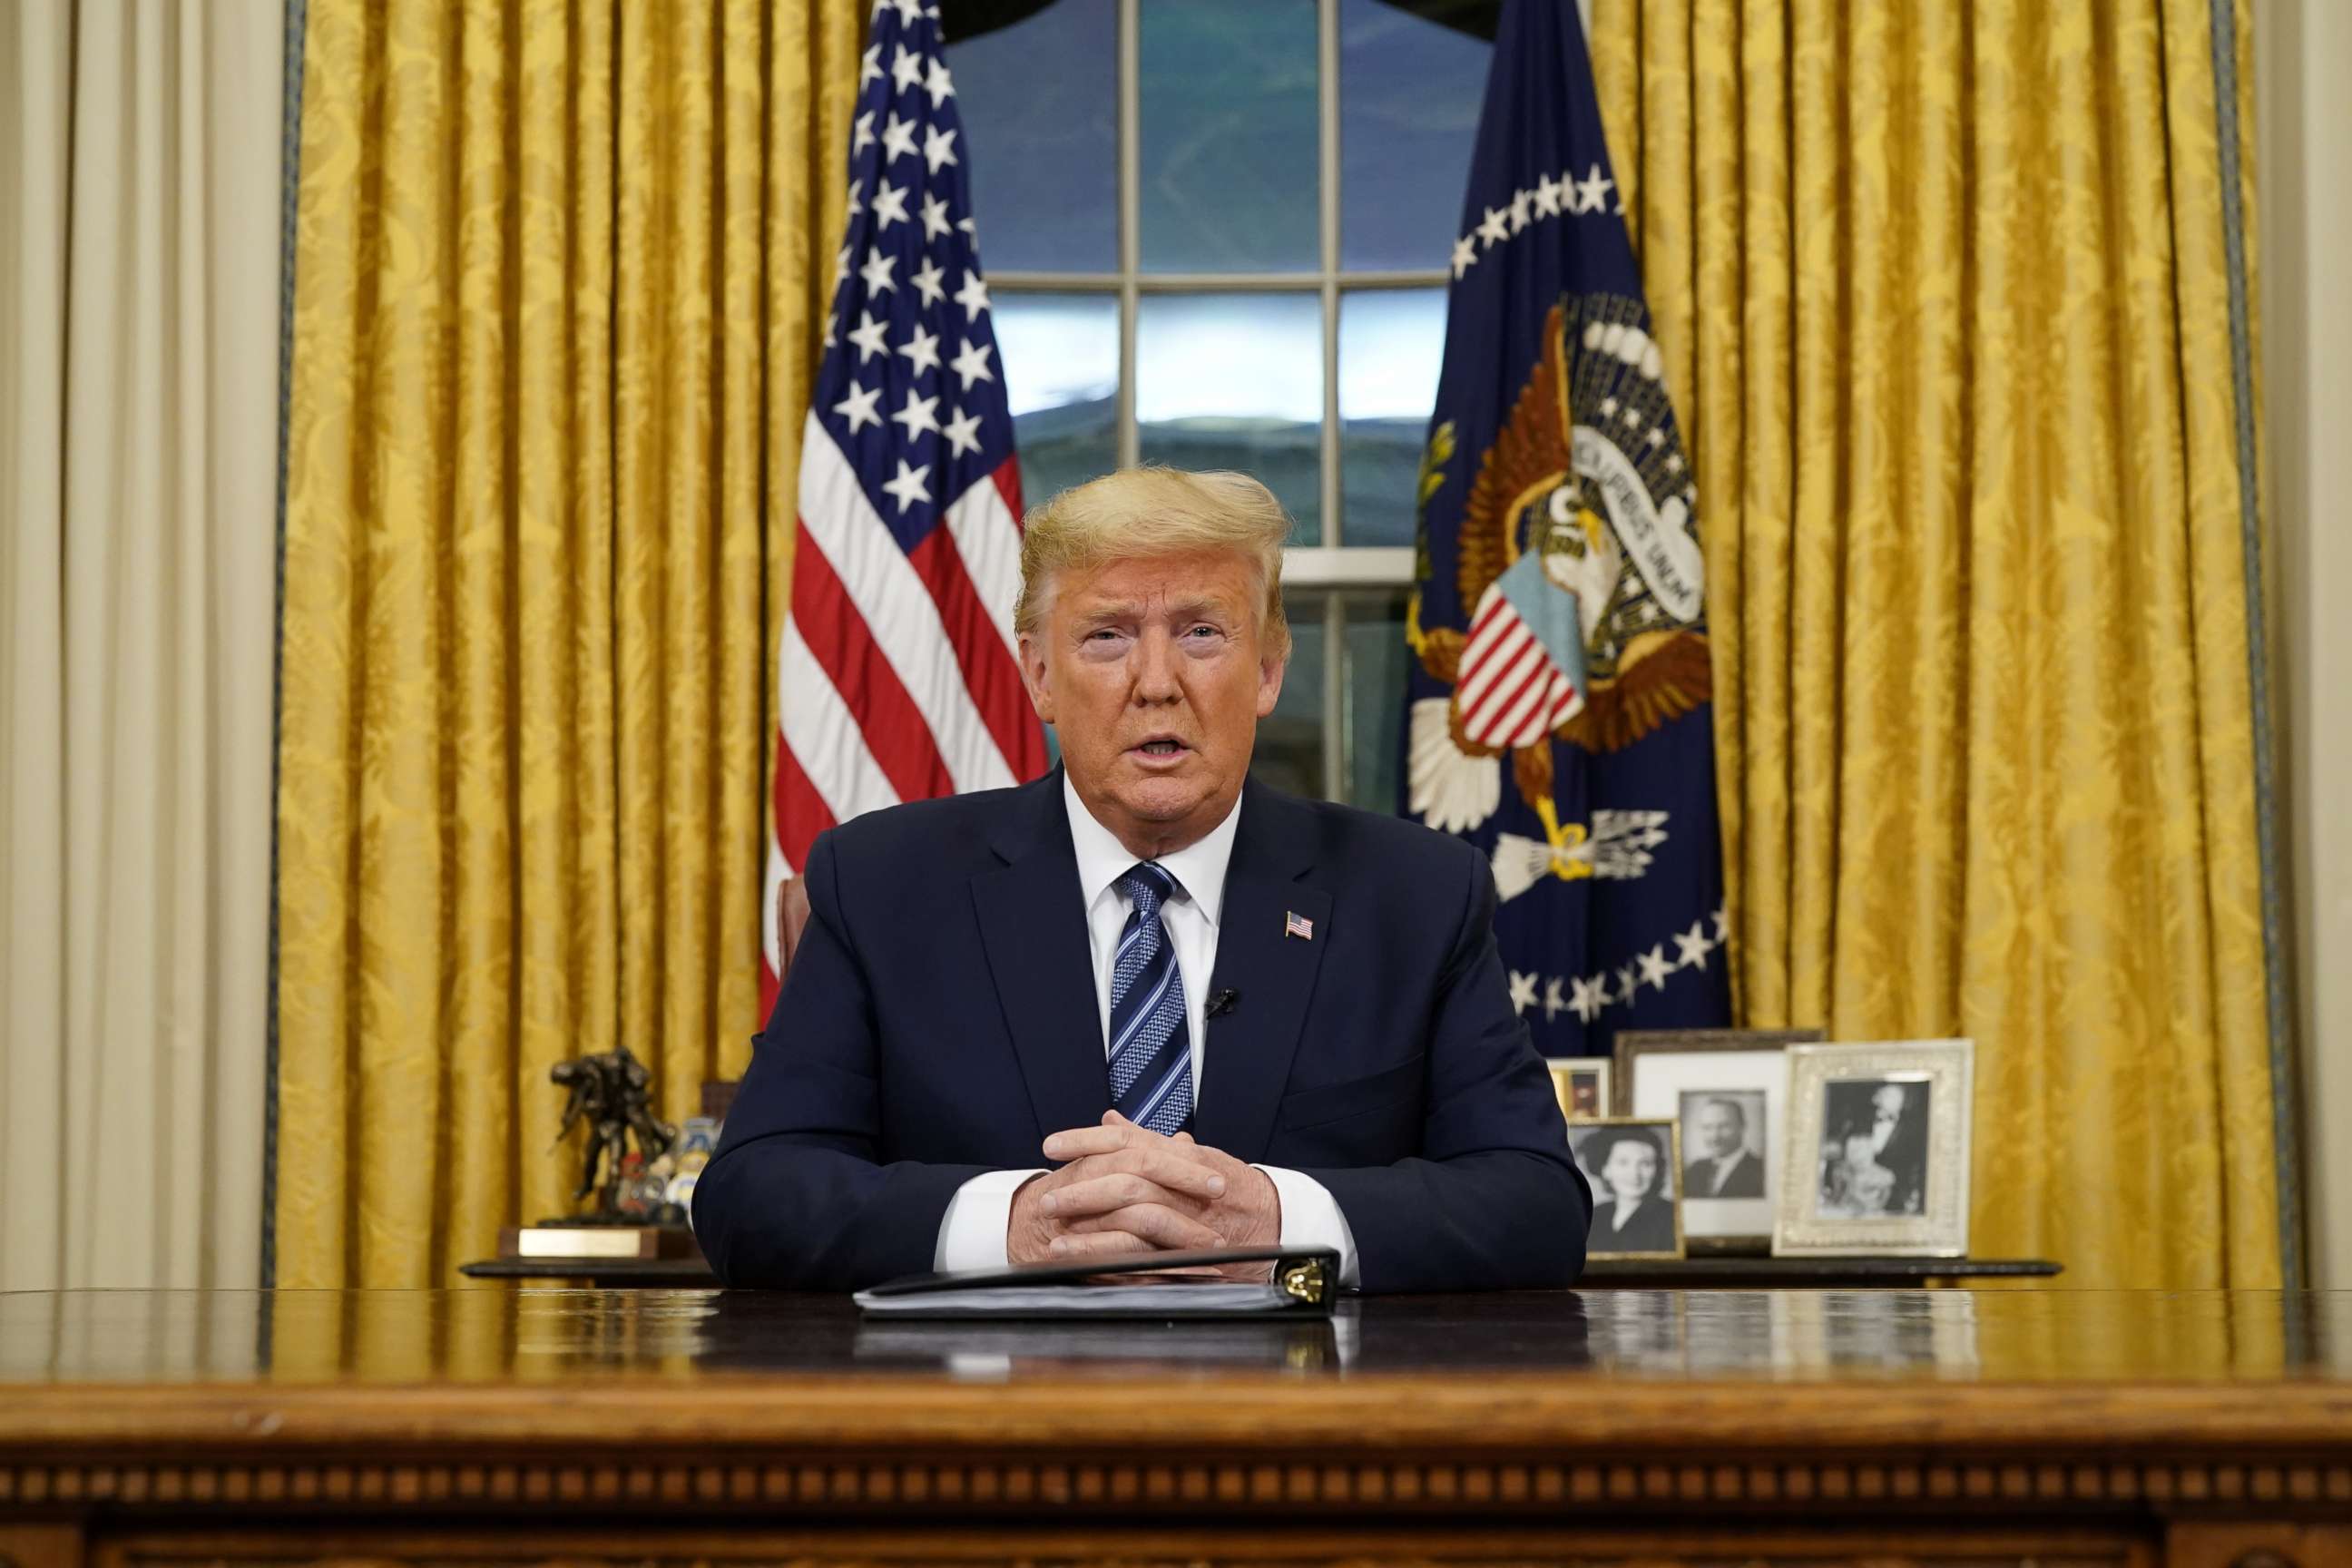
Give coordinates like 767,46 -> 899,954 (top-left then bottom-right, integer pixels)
1695,1102 -> 1742,1158
1020,549 -> 1284,858
1601,1140 -> 1657,1200
1873,1085 -> 1906,1120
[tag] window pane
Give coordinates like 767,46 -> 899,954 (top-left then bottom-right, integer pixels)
1338,288 -> 1446,545
1338,0 -> 1491,270
1137,293 -> 1321,542
1140,0 -> 1318,272
1252,597 -> 1327,799
1343,590 -> 1412,814
946,1 -> 1117,273
995,292 -> 1119,508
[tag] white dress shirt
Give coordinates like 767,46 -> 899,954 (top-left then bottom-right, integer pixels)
932,776 -> 1360,1284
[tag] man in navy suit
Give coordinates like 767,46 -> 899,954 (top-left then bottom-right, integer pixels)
694,467 -> 1588,1292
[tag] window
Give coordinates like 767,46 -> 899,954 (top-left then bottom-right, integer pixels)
946,0 -> 1492,811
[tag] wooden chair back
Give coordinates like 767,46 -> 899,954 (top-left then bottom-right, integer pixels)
701,880 -> 814,1124
775,876 -> 813,980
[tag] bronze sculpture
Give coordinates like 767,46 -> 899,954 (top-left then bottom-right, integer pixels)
550,1044 -> 677,1219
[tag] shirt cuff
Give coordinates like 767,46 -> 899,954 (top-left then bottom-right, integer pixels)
1256,1164 -> 1361,1289
933,1168 -> 1045,1272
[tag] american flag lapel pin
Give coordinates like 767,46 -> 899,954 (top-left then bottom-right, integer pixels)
1285,910 -> 1314,941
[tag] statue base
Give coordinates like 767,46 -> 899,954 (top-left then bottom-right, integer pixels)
499,1223 -> 700,1262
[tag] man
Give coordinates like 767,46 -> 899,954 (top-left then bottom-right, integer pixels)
1681,1097 -> 1763,1198
694,467 -> 1589,1292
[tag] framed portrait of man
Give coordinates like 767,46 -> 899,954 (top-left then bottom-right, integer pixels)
1612,1028 -> 1822,1252
1774,1040 -> 1975,1258
1544,1058 -> 1612,1124
1568,1117 -> 1685,1260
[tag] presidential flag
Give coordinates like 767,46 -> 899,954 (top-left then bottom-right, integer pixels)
765,0 -> 1049,1004
1405,0 -> 1729,1053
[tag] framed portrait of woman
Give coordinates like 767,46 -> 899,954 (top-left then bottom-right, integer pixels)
1568,1117 -> 1685,1260
1773,1040 -> 1975,1258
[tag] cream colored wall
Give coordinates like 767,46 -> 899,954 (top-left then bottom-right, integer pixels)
2259,0 -> 2352,1289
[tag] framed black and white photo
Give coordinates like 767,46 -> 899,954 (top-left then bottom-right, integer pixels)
1545,1058 -> 1612,1123
1568,1117 -> 1685,1260
1680,1089 -> 1768,1197
1612,1028 -> 1822,1252
1774,1040 -> 1975,1258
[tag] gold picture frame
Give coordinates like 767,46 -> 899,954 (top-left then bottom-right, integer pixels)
1545,1057 -> 1612,1123
1773,1040 -> 1975,1259
1612,1027 -> 1824,1254
1610,1026 -> 1825,1115
1568,1116 -> 1686,1260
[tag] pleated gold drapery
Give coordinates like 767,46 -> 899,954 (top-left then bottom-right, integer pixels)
275,0 -> 861,1288
1591,0 -> 2279,1286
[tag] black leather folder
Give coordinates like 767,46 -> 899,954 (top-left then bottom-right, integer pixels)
852,1245 -> 1340,1319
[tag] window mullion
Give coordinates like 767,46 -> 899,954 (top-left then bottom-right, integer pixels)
1317,0 -> 1340,552
1116,0 -> 1141,470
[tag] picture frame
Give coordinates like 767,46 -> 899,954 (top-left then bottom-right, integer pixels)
1544,1057 -> 1612,1123
1773,1039 -> 1975,1259
1610,1027 -> 1825,1114
1567,1116 -> 1686,1260
1612,1027 -> 1823,1254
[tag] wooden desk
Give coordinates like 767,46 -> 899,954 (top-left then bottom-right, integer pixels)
455,1256 -> 2066,1289
3,1289 -> 2348,1568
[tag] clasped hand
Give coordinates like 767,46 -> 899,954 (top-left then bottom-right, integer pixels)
1006,1111 -> 1279,1270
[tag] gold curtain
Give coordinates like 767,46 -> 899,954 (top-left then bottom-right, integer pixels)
275,0 -> 861,1288
1592,0 -> 2278,1286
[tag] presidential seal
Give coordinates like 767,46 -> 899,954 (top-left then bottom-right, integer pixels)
1408,293 -> 1712,902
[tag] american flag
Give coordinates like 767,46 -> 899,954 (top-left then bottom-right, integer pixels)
765,0 -> 1049,1003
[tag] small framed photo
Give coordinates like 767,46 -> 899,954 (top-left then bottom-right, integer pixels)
1774,1039 -> 1975,1258
1613,1027 -> 1822,1252
1545,1057 -> 1612,1122
1568,1117 -> 1685,1260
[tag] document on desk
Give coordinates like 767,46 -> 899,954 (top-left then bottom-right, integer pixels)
854,1246 -> 1338,1319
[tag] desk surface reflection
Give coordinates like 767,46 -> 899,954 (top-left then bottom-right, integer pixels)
4,1287 -> 2349,1385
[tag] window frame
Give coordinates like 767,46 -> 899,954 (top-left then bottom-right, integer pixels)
985,0 -> 1456,800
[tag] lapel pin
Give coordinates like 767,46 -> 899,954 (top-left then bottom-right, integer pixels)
1285,911 -> 1314,941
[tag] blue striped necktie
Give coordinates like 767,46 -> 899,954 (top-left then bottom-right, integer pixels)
1105,861 -> 1193,1135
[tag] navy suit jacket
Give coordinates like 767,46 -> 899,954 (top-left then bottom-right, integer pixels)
693,769 -> 1590,1292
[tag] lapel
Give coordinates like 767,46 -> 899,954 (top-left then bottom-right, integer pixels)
1195,779 -> 1331,1163
971,769 -> 1111,1144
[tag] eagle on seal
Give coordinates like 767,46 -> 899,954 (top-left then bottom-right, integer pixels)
1409,292 -> 1713,858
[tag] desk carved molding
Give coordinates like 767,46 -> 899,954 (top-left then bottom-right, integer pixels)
10,1377 -> 2352,1532
7,1454 -> 2352,1517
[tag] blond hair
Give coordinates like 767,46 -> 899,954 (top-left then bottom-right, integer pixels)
1014,466 -> 1292,660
